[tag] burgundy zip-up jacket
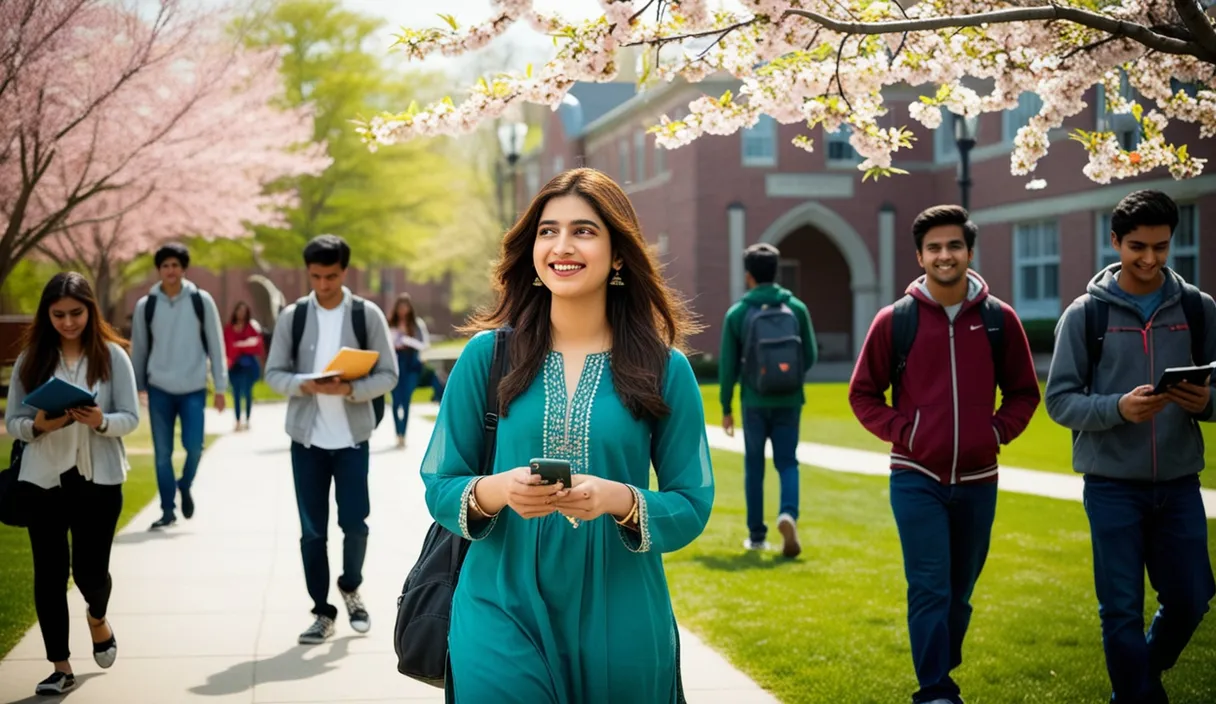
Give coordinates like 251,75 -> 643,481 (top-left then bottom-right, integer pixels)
848,274 -> 1042,485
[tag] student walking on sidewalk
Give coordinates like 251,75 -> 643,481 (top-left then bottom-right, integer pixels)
421,168 -> 712,703
4,273 -> 140,696
717,242 -> 817,557
387,293 -> 429,448
1045,189 -> 1216,704
264,234 -> 398,645
224,301 -> 265,432
129,242 -> 228,529
848,205 -> 1040,704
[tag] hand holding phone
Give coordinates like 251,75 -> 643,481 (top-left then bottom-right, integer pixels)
529,458 -> 572,488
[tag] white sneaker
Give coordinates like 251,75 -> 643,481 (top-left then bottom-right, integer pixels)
777,513 -> 802,558
742,538 -> 771,551
298,615 -> 335,645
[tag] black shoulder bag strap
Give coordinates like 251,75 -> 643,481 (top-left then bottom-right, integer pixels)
144,295 -> 157,360
889,294 -> 918,407
1180,284 -> 1206,365
351,297 -> 368,350
290,297 -> 310,363
191,291 -> 208,355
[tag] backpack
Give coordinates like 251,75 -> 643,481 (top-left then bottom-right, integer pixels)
290,296 -> 385,428
0,440 -> 37,528
890,294 -> 1005,407
393,328 -> 511,689
1080,284 -> 1206,390
143,291 -> 208,360
739,302 -> 805,395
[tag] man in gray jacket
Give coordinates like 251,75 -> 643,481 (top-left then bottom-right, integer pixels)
130,243 -> 228,530
265,234 -> 398,645
1045,190 -> 1216,704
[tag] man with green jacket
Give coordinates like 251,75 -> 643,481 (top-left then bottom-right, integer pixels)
719,243 -> 818,557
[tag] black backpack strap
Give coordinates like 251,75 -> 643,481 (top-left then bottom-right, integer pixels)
351,297 -> 369,350
290,297 -> 310,362
191,291 -> 208,355
1180,283 -> 1206,365
1082,295 -> 1108,392
481,329 -> 512,476
143,295 -> 157,358
979,297 -> 1006,384
889,294 -> 917,407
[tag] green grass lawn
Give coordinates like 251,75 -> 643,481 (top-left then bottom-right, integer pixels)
705,383 -> 1216,490
666,449 -> 1216,703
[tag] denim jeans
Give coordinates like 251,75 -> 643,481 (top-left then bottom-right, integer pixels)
228,357 -> 259,422
889,469 -> 998,704
391,370 -> 419,437
290,441 -> 371,620
147,386 -> 206,517
741,406 -> 801,543
1082,474 -> 1215,703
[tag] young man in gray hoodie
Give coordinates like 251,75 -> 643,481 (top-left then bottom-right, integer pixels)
264,234 -> 398,645
1045,190 -> 1216,704
130,243 -> 228,530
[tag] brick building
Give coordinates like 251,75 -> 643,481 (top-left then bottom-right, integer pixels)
515,77 -> 1215,363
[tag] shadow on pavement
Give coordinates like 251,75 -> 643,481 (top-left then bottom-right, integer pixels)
5,673 -> 103,703
188,636 -> 356,696
112,529 -> 186,545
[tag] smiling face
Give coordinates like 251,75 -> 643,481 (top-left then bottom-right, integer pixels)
49,296 -> 89,343
916,224 -> 972,287
1113,224 -> 1171,289
533,194 -> 620,299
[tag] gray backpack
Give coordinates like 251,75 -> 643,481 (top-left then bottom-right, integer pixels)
740,302 -> 804,395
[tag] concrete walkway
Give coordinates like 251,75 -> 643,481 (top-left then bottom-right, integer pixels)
0,403 -> 778,704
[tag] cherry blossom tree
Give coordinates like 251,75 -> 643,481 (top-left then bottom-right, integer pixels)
361,0 -> 1215,185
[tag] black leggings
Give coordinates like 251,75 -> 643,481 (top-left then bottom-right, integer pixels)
27,468 -> 123,662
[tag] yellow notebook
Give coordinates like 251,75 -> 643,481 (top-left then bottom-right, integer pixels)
322,347 -> 379,381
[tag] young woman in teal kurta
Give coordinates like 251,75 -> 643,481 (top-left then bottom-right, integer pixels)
420,168 -> 713,703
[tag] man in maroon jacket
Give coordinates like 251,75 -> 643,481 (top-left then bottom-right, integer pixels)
848,205 -> 1041,704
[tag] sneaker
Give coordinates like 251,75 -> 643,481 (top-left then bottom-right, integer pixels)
777,513 -> 802,558
90,618 -> 117,669
396,435 -> 406,449
35,671 -> 75,696
149,514 -> 176,530
340,587 -> 371,634
298,615 -> 335,645
742,538 -> 771,551
180,486 -> 195,519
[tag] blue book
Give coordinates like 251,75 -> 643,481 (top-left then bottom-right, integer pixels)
23,377 -> 97,415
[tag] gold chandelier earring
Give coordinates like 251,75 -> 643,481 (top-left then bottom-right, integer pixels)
610,269 -> 624,286
533,276 -> 543,287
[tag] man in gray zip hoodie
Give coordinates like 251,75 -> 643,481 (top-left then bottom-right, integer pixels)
1045,190 -> 1216,704
264,234 -> 397,646
130,243 -> 228,530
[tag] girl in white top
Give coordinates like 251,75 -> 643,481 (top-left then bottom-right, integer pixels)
387,292 -> 430,448
4,272 -> 140,696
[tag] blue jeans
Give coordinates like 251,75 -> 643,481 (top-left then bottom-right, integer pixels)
889,470 -> 998,704
742,406 -> 801,542
228,357 -> 259,422
147,387 -> 206,517
391,370 -> 419,437
1082,474 -> 1215,703
290,441 -> 370,620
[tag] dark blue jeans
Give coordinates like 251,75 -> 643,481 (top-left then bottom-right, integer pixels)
147,386 -> 206,517
290,441 -> 371,620
391,370 -> 419,437
742,406 -> 801,543
1082,474 -> 1215,703
228,357 -> 259,422
889,470 -> 998,704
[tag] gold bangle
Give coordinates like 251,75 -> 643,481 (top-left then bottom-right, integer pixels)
615,491 -> 639,526
468,478 -> 499,519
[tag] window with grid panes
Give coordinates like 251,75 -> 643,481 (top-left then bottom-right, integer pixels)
1013,220 -> 1060,319
1095,206 -> 1199,284
742,114 -> 776,166
1003,93 -> 1043,142
826,125 -> 858,162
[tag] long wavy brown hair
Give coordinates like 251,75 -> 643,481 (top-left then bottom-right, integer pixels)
462,168 -> 700,421
389,292 -> 418,337
19,272 -> 130,391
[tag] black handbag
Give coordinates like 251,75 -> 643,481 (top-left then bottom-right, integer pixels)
0,439 -> 36,527
394,328 -> 511,687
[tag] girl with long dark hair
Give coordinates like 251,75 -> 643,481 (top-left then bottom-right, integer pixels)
387,292 -> 430,448
224,301 -> 265,431
4,272 -> 140,696
420,168 -> 714,702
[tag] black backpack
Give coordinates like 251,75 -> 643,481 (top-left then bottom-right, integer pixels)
740,302 -> 805,395
1079,284 -> 1206,390
0,439 -> 35,527
889,294 -> 1005,406
143,291 -> 208,359
393,328 -> 511,689
290,296 -> 385,428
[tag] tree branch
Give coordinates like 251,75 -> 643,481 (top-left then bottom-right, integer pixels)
1174,0 -> 1216,55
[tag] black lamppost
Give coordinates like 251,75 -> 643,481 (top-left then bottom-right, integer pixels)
952,112 -> 980,212
495,120 -> 528,229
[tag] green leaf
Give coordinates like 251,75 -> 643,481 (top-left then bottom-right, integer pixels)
436,13 -> 458,31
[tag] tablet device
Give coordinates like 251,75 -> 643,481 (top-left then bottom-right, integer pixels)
1152,362 -> 1215,395
22,377 -> 97,415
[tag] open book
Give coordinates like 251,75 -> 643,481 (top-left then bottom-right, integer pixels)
299,347 -> 379,381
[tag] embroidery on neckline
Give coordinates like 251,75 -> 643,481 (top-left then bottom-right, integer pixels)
542,351 -> 609,476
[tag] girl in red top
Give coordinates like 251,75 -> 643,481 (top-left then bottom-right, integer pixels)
224,301 -> 265,431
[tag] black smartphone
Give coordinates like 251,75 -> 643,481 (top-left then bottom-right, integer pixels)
529,458 -> 572,487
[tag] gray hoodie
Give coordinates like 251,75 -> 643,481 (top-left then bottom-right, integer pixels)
130,279 -> 228,395
1045,264 -> 1216,481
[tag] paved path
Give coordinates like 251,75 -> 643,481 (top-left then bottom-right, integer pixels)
0,403 -> 778,704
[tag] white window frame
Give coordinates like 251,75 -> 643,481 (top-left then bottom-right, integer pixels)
1095,205 -> 1199,285
1003,92 -> 1044,143
1013,220 -> 1061,320
742,114 -> 777,167
826,124 -> 860,164
633,130 -> 646,182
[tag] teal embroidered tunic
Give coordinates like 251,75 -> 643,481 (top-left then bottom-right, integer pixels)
420,331 -> 715,703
